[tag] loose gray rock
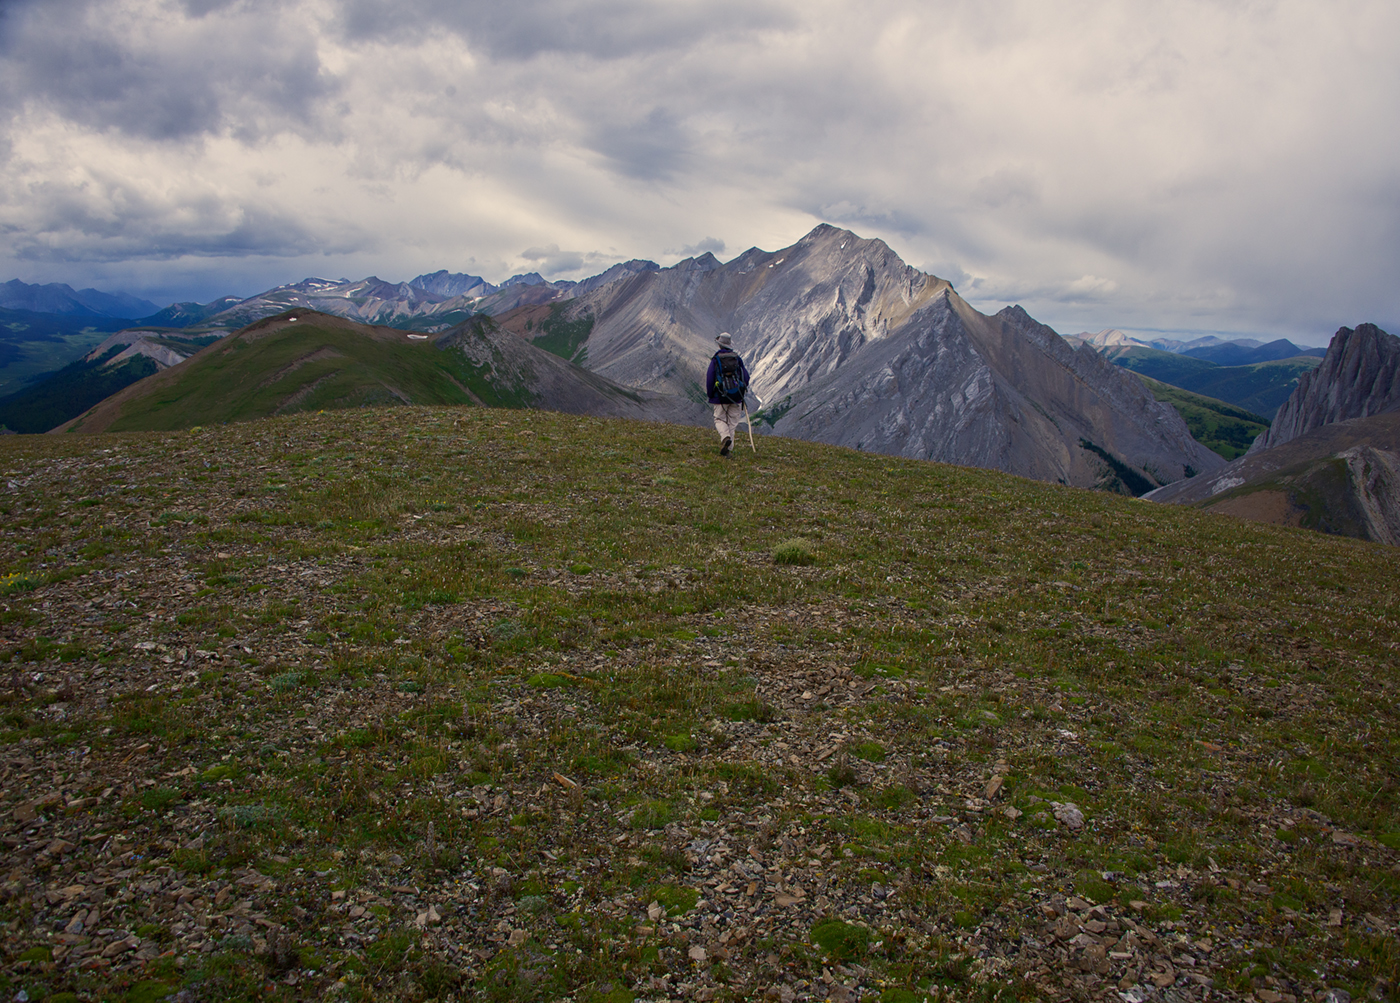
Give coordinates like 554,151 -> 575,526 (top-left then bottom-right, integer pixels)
1053,802 -> 1086,830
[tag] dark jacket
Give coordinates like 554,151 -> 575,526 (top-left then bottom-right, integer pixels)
705,347 -> 750,404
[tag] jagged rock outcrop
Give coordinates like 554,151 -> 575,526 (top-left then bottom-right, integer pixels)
1248,323 -> 1400,453
528,224 -> 1221,492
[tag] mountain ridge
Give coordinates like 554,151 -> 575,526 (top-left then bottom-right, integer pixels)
53,311 -> 702,435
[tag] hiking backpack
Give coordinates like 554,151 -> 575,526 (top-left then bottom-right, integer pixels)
714,351 -> 747,404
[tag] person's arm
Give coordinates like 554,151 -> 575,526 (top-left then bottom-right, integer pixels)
704,357 -> 717,396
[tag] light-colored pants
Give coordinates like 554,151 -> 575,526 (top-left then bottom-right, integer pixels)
713,403 -> 745,442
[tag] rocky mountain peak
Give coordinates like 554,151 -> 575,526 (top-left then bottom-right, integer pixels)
532,227 -> 1218,491
1248,323 -> 1400,453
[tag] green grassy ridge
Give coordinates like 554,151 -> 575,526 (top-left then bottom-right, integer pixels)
87,315 -> 536,432
0,407 -> 1397,1002
1109,346 -> 1321,419
1137,375 -> 1270,460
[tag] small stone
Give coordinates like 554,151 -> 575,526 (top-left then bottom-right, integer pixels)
101,938 -> 134,958
689,945 -> 707,962
1327,908 -> 1343,927
1321,990 -> 1352,1003
1256,990 -> 1282,1003
1053,802 -> 1085,830
506,928 -> 527,947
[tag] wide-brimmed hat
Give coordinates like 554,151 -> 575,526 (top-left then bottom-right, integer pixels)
716,332 -> 733,347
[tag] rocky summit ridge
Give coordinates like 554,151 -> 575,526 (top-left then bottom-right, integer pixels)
1248,323 -> 1400,454
515,225 -> 1221,493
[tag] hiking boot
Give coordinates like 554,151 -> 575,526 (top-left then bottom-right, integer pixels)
720,437 -> 732,457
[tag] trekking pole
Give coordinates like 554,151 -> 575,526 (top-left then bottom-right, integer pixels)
742,404 -> 757,453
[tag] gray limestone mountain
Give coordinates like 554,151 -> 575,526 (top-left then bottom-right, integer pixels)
512,225 -> 1221,492
1148,323 -> 1400,545
434,316 -> 703,428
408,270 -> 495,299
1248,323 -> 1400,454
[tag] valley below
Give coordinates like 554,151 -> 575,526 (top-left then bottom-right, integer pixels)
0,408 -> 1396,1003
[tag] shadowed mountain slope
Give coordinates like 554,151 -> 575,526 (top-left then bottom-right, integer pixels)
1145,411 -> 1400,545
53,312 -> 703,435
520,225 -> 1221,493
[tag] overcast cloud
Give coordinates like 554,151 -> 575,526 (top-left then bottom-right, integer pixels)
1,0 -> 1397,341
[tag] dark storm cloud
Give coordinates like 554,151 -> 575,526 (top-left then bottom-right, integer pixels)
677,237 -> 726,256
585,107 -> 691,181
333,0 -> 794,60
0,0 -> 336,141
10,173 -> 350,263
0,0 -> 1396,343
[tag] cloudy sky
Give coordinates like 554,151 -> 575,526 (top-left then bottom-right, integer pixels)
1,0 -> 1397,342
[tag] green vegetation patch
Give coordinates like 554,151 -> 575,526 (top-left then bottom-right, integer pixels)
773,537 -> 816,565
1137,374 -> 1270,459
810,919 -> 871,961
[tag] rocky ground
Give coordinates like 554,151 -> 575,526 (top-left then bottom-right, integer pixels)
1,407 -> 1396,1002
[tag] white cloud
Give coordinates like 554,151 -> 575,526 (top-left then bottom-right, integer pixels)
0,0 -> 1395,338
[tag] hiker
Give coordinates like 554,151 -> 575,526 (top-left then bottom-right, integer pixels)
706,332 -> 750,457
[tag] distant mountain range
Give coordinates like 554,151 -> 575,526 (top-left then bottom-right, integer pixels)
1102,346 -> 1323,420
1068,328 -> 1327,363
0,279 -> 159,319
35,225 -> 1225,496
116,260 -> 664,336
